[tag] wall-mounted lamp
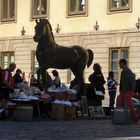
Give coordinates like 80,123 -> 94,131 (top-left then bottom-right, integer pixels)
94,21 -> 99,31
55,24 -> 60,33
136,18 -> 140,29
21,26 -> 26,36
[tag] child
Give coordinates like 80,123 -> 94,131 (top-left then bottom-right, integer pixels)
107,71 -> 117,112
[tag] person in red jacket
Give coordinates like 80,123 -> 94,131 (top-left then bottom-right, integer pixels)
0,63 -> 16,107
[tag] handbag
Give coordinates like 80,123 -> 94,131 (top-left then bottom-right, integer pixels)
94,89 -> 104,100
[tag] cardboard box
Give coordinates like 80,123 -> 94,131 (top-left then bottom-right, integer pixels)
48,92 -> 77,100
15,105 -> 33,121
67,94 -> 77,100
48,92 -> 67,100
51,104 -> 76,120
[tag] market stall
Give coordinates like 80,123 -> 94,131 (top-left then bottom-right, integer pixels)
1,82 -> 78,121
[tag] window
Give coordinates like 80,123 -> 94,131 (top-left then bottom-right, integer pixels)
108,0 -> 131,13
1,52 -> 14,69
67,0 -> 87,16
32,0 -> 48,19
1,0 -> 16,22
31,51 -> 38,77
109,48 -> 128,81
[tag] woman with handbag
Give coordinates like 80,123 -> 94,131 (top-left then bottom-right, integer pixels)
88,63 -> 106,106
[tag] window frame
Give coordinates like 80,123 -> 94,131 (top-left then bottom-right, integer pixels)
1,0 -> 16,22
31,0 -> 49,20
109,48 -> 129,82
67,0 -> 88,17
1,52 -> 15,69
108,0 -> 132,14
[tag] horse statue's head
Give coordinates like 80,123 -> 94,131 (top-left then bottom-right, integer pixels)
33,18 -> 54,42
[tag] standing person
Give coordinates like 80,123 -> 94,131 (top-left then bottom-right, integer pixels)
46,71 -> 53,89
0,63 -> 16,107
52,70 -> 61,88
88,63 -> 106,106
107,71 -> 117,113
117,58 -> 138,123
13,69 -> 25,87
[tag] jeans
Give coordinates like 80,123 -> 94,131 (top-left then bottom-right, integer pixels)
109,91 -> 116,111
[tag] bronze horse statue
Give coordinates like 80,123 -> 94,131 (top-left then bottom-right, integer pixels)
33,19 -> 94,90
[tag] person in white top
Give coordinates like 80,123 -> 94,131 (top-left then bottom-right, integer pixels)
52,70 -> 61,88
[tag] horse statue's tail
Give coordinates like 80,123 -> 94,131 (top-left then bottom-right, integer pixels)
87,49 -> 94,68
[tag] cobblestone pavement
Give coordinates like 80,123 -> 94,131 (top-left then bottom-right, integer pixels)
0,118 -> 140,140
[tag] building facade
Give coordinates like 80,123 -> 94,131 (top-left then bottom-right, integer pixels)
0,0 -> 140,86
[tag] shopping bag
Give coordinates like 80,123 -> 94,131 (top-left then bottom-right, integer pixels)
112,107 -> 131,125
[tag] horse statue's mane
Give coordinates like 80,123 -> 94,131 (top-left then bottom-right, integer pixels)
33,18 -> 94,90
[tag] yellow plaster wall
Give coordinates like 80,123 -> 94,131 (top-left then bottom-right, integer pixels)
0,0 -> 35,37
0,0 -> 140,37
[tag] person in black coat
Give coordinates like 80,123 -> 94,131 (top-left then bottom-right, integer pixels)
88,63 -> 106,106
